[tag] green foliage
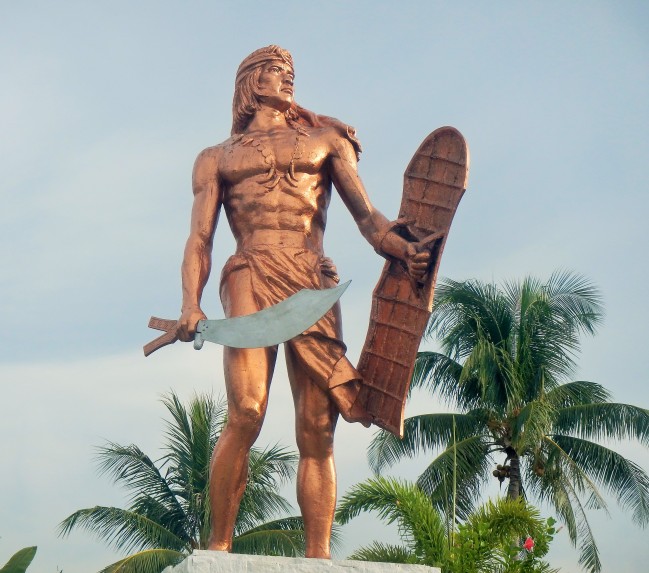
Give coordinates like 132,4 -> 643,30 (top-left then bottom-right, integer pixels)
337,478 -> 557,573
368,272 -> 649,573
348,542 -> 419,564
448,499 -> 558,573
336,477 -> 448,568
59,392 -> 305,573
97,549 -> 184,573
0,547 -> 37,573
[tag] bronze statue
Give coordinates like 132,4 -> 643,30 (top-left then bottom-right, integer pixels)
174,46 -> 432,558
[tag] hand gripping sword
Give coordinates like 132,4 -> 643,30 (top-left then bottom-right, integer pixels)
143,280 -> 350,357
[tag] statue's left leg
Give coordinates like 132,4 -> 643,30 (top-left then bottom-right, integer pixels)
286,343 -> 339,559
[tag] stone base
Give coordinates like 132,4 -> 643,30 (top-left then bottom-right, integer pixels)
162,550 -> 439,573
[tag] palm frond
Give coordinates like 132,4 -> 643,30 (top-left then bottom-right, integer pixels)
429,278 -> 514,358
335,477 -> 447,565
551,434 -> 649,525
512,398 -> 556,455
544,270 -> 604,336
161,392 -> 221,497
232,516 -> 305,557
98,548 -> 185,573
58,506 -> 187,554
247,444 -> 298,487
367,412 -> 485,474
546,381 -> 611,408
541,436 -> 608,511
528,470 -> 602,573
335,477 -> 431,529
95,443 -> 185,517
526,465 -> 577,540
415,436 -> 492,519
235,490 -> 294,535
554,403 -> 649,445
347,541 -> 419,564
507,271 -> 603,388
527,439 -> 605,573
410,351 -> 462,403
561,481 -> 602,573
127,495 -> 192,543
459,338 -> 520,411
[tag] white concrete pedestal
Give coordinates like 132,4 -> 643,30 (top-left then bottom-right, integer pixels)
162,551 -> 440,573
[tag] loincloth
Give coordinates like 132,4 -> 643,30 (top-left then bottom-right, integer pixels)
219,247 -> 361,392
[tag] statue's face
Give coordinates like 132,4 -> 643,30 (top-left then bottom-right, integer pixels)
256,60 -> 294,112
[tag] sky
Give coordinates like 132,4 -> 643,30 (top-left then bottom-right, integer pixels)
1,1 -> 648,571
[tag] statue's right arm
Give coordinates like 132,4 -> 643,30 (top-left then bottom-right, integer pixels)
177,147 -> 222,342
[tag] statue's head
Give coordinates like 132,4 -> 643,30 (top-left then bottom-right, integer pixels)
229,45 -> 362,159
232,45 -> 299,134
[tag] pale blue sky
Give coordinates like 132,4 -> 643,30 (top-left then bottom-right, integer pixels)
1,1 -> 648,571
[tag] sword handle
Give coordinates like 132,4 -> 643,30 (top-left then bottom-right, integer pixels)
415,230 -> 445,251
194,331 -> 204,351
143,316 -> 179,357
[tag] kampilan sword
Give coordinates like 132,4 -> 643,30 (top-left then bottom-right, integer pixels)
143,280 -> 350,357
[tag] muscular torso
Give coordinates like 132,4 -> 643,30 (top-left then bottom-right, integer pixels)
218,126 -> 335,253
180,113 -> 416,337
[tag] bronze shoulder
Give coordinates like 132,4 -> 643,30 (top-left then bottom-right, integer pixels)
192,145 -> 223,194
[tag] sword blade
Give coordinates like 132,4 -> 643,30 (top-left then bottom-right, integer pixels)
195,280 -> 350,349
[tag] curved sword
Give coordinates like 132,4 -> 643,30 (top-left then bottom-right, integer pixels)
144,280 -> 350,357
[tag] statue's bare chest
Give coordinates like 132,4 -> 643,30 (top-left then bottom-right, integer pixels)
219,128 -> 330,186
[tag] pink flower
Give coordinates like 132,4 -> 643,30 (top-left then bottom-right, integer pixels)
523,536 -> 535,551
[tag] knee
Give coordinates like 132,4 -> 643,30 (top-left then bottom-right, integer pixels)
226,399 -> 266,440
296,415 -> 335,458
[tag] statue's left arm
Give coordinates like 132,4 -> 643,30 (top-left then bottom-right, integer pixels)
328,133 -> 429,280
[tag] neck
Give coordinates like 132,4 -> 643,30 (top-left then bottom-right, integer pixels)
246,105 -> 290,132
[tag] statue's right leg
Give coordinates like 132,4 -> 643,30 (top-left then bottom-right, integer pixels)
208,266 -> 278,551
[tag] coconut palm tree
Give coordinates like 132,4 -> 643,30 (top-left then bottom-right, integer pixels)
59,392 -> 309,573
336,477 -> 558,572
367,272 -> 649,573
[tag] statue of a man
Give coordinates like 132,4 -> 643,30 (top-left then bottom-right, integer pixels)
176,45 -> 430,558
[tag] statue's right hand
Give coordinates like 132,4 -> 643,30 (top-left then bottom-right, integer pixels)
176,307 -> 207,342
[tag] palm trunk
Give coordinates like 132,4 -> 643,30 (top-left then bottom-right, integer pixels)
506,452 -> 521,500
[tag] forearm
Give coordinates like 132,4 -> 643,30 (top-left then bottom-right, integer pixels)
329,136 -> 412,263
329,135 -> 430,281
181,236 -> 212,310
357,212 -> 410,262
377,227 -> 411,261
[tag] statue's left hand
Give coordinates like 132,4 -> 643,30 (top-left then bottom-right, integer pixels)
405,243 -> 431,282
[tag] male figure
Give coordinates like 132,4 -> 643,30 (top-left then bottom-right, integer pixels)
177,46 -> 429,558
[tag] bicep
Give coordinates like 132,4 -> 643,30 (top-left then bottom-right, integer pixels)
190,149 -> 222,244
329,136 -> 375,221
